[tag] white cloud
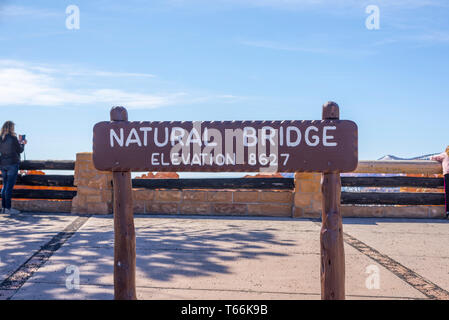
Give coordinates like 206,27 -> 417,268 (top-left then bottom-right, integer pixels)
0,60 -> 237,109
67,70 -> 156,78
239,39 -> 377,56
0,66 -> 172,108
368,29 -> 449,48
0,60 -> 156,78
0,5 -> 60,18
239,40 -> 329,54
168,0 -> 447,10
410,31 -> 449,43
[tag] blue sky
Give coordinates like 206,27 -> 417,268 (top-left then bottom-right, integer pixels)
0,0 -> 448,165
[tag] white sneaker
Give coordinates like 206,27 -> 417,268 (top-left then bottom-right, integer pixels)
5,208 -> 21,214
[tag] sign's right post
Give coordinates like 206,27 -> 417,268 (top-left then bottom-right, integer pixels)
320,101 -> 345,300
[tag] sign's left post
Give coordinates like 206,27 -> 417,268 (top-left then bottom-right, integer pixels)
110,106 -> 137,300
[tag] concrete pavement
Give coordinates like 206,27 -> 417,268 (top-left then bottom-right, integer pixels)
0,212 -> 448,300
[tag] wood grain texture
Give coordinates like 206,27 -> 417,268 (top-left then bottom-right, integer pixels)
113,172 -> 136,300
111,107 -> 136,300
341,176 -> 444,188
355,160 -> 442,175
341,192 -> 444,205
1,189 -> 76,200
13,175 -> 74,187
19,160 -> 75,171
321,173 -> 345,299
320,102 -> 345,300
132,178 -> 294,190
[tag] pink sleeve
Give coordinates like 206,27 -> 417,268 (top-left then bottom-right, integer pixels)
431,153 -> 444,162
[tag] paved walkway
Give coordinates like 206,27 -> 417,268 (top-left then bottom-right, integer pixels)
0,212 -> 448,300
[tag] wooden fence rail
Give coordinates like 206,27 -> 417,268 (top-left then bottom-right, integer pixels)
19,160 -> 75,171
132,178 -> 294,190
341,176 -> 444,188
341,192 -> 444,205
14,175 -> 75,187
1,161 -> 76,201
355,160 -> 442,175
9,189 -> 77,200
0,160 -> 445,205
341,160 -> 444,206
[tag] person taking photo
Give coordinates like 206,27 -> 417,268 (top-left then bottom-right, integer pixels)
0,121 -> 27,214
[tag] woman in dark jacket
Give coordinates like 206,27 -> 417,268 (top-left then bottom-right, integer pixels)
0,121 -> 27,213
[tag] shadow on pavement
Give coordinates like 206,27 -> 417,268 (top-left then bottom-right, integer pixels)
9,214 -> 299,299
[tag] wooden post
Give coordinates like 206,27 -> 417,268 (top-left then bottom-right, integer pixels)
320,101 -> 345,300
110,106 -> 137,300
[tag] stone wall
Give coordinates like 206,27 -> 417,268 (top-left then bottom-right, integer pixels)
342,205 -> 445,219
71,152 -> 113,214
132,189 -> 293,216
293,172 -> 322,218
13,199 -> 72,213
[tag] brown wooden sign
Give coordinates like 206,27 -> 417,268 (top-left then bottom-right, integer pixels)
95,102 -> 353,301
93,120 -> 358,173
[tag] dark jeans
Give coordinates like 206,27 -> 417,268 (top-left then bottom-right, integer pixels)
445,174 -> 449,213
1,164 -> 19,210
